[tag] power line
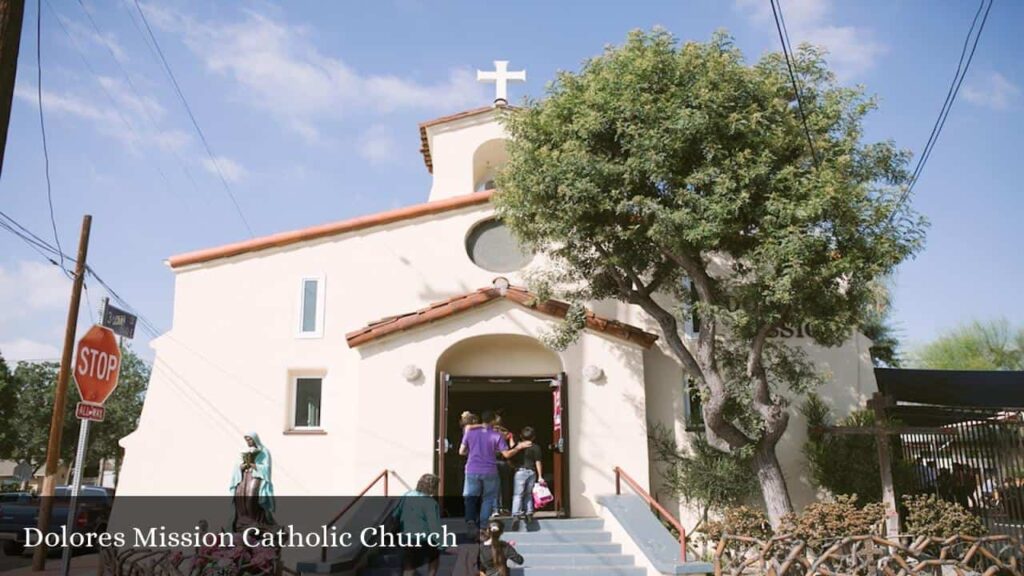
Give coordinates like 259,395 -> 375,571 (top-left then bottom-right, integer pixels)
769,0 -> 820,169
71,0 -> 205,204
34,0 -> 66,274
0,208 -> 70,264
900,0 -> 993,206
0,218 -> 60,265
131,0 -> 254,237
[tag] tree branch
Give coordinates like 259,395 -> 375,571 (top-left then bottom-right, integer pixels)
747,321 -> 789,447
661,249 -> 717,364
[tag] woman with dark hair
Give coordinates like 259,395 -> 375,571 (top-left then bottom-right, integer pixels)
477,519 -> 523,576
510,426 -> 543,528
397,473 -> 445,576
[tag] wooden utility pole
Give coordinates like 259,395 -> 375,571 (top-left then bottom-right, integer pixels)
0,0 -> 26,176
32,215 -> 91,571
867,392 -> 901,539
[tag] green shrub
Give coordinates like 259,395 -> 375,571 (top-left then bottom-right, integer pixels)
648,424 -> 757,513
902,494 -> 986,537
701,505 -> 773,541
801,394 -> 915,501
778,495 -> 885,543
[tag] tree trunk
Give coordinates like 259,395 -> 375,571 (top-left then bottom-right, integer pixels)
0,0 -> 26,176
751,443 -> 794,527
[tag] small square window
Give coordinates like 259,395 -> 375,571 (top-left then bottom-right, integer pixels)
293,377 -> 322,429
297,276 -> 325,338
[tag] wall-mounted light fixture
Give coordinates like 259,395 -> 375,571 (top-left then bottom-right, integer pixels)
583,365 -> 604,383
402,365 -> 422,382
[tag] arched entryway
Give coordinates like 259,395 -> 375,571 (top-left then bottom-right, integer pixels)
435,334 -> 569,518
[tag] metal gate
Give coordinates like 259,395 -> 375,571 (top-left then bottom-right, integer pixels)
890,403 -> 1024,541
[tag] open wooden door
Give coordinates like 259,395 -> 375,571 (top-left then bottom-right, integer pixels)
550,372 -> 569,517
436,371 -> 450,511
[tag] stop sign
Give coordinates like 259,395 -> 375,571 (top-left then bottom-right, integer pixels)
74,325 -> 121,405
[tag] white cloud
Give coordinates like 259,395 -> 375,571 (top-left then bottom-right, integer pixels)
358,125 -> 398,165
0,339 -> 61,363
964,72 -> 1020,110
60,14 -> 130,64
97,76 -> 165,121
16,84 -> 117,124
0,261 -> 71,321
14,82 -> 186,153
735,0 -> 885,81
202,156 -> 247,182
151,129 -> 191,152
0,261 -> 70,363
145,5 -> 488,140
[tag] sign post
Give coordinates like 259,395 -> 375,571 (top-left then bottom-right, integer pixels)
60,324 -> 121,576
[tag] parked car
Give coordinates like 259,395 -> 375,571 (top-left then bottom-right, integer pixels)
0,486 -> 112,556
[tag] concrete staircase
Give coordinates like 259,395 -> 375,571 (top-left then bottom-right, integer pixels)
357,517 -> 645,576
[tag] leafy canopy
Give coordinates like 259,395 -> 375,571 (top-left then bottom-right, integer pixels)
494,28 -> 926,522
0,346 -> 149,475
495,28 -> 925,348
913,318 -> 1023,370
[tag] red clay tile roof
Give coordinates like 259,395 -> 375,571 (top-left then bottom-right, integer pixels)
417,104 -> 514,173
168,190 -> 494,269
346,283 -> 659,349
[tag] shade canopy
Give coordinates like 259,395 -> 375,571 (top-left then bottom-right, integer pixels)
875,368 -> 1024,409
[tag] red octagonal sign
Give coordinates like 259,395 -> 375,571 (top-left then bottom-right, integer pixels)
74,325 -> 122,406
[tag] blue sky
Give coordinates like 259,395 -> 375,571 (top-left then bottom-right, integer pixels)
1,0 -> 1021,363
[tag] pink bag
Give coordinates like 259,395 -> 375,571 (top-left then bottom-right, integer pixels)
532,482 -> 554,509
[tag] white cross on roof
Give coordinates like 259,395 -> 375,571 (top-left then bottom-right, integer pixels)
476,60 -> 526,106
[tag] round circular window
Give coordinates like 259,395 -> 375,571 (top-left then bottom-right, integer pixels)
465,218 -> 533,273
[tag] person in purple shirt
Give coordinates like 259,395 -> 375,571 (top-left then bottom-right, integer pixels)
460,410 -> 532,527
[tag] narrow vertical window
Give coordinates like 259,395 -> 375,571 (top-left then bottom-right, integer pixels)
301,280 -> 318,332
684,378 -> 705,432
683,278 -> 700,337
297,276 -> 325,337
293,377 -> 322,428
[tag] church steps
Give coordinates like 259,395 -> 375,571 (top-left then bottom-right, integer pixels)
346,517 -> 653,575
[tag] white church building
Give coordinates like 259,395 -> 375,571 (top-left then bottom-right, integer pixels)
116,63 -> 879,536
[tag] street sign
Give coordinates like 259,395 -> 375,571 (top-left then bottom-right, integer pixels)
75,402 -> 105,422
101,302 -> 137,339
73,325 -> 122,406
63,324 -> 122,576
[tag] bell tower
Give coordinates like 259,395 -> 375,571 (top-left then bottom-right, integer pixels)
417,60 -> 525,202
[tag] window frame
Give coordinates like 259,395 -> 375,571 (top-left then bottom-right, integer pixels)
289,373 -> 324,431
296,275 -> 326,339
464,217 -> 534,273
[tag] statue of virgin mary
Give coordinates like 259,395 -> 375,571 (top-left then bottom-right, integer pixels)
230,432 -> 275,530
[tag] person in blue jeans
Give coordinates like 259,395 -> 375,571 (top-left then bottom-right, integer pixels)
460,410 -> 532,529
510,426 -> 543,530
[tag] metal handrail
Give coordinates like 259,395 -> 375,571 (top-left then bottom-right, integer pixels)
320,469 -> 390,562
614,466 -> 687,563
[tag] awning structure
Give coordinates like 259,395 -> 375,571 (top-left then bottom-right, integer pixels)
875,367 -> 1024,409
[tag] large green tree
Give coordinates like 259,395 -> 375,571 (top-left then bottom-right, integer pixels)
914,318 -> 1023,370
495,29 -> 925,524
0,346 -> 149,478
